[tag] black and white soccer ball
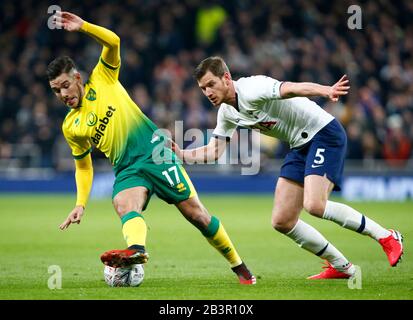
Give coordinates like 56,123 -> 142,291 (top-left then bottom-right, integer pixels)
104,264 -> 144,287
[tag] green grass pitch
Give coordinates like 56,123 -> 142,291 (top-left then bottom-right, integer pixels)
0,194 -> 411,300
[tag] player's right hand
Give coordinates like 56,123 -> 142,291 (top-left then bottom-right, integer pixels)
59,205 -> 85,230
53,11 -> 84,32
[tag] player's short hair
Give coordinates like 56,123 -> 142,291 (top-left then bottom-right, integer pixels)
46,56 -> 77,81
194,56 -> 230,80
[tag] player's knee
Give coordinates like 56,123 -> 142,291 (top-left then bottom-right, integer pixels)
271,214 -> 295,233
303,199 -> 325,217
113,198 -> 143,218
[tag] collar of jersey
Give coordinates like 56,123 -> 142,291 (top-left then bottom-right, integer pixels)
232,80 -> 240,112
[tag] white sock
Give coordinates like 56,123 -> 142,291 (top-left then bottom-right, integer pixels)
323,201 -> 391,241
286,219 -> 352,272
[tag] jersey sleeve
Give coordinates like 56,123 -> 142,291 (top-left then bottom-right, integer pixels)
62,126 -> 92,160
80,21 -> 121,83
89,53 -> 121,84
212,107 -> 238,140
239,75 -> 283,101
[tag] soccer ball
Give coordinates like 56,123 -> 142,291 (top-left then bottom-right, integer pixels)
104,264 -> 145,287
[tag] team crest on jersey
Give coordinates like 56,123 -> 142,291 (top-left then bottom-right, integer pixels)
86,112 -> 98,126
86,88 -> 96,101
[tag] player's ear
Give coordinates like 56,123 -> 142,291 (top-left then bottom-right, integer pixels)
73,71 -> 82,83
223,72 -> 232,85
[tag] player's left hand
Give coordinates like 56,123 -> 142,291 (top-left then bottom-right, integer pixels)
53,11 -> 84,32
171,140 -> 184,160
328,75 -> 350,102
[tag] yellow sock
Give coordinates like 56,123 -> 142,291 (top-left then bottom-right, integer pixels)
203,216 -> 242,268
121,211 -> 147,248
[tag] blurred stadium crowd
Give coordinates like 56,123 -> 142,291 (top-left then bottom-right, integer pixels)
0,0 -> 412,171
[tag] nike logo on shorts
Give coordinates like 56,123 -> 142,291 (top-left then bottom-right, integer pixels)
311,164 -> 324,168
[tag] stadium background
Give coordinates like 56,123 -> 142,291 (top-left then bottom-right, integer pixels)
0,0 -> 412,200
0,0 -> 412,300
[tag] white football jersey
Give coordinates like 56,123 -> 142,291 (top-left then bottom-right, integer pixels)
212,76 -> 334,148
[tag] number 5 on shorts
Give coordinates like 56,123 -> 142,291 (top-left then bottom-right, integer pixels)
314,148 -> 325,165
162,166 -> 181,186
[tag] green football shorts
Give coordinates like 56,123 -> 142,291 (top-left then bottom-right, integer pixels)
112,159 -> 197,211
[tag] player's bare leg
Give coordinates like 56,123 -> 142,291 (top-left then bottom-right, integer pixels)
272,177 -> 355,279
271,177 -> 304,233
304,174 -> 403,267
101,186 -> 149,267
175,195 -> 210,230
176,196 -> 256,285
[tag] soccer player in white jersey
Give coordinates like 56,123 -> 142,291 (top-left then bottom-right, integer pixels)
172,56 -> 404,279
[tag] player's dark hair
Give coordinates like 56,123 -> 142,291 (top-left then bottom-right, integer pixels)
194,56 -> 230,80
46,56 -> 77,81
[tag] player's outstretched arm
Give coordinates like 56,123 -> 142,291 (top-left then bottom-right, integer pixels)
59,154 -> 93,230
53,11 -> 120,67
172,137 -> 227,164
279,75 -> 350,102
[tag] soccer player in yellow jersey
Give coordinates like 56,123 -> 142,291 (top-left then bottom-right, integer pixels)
47,11 -> 255,285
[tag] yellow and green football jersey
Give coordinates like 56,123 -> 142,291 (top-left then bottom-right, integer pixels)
62,57 -> 171,171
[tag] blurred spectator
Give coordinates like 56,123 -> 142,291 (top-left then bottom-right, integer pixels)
362,131 -> 381,161
346,122 -> 364,159
131,84 -> 153,117
0,0 -> 412,171
195,3 -> 227,47
382,114 -> 412,167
